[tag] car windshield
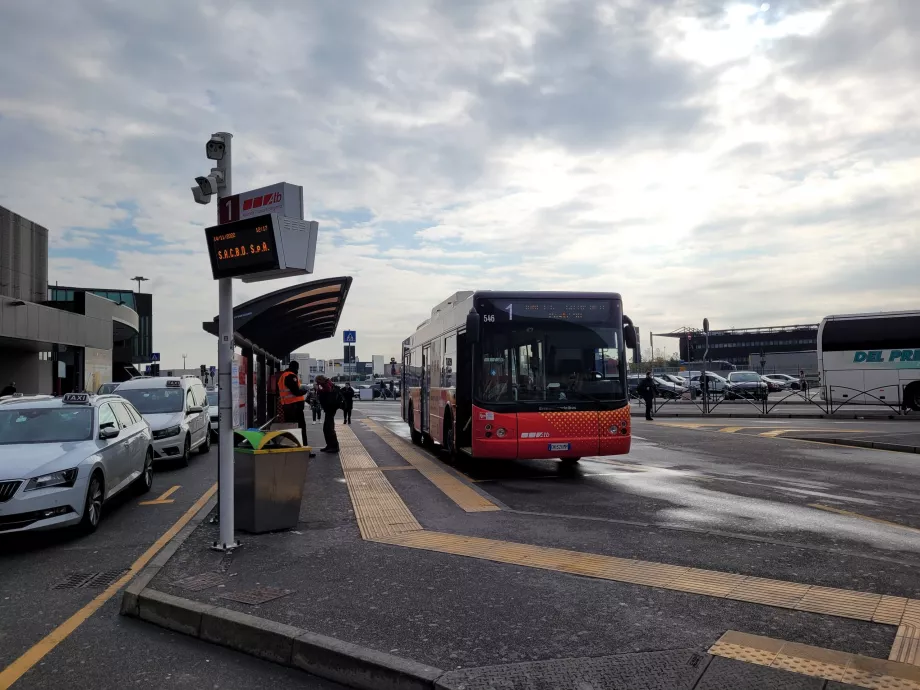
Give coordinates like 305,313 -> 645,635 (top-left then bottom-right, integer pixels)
0,407 -> 94,445
733,372 -> 762,383
206,391 -> 218,406
118,388 -> 185,414
96,383 -> 119,394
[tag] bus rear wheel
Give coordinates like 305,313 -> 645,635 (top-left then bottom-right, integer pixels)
906,383 -> 920,412
408,403 -> 423,445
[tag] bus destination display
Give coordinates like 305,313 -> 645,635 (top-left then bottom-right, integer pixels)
204,214 -> 281,279
481,299 -> 612,324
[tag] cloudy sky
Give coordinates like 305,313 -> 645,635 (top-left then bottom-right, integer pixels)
1,0 -> 917,366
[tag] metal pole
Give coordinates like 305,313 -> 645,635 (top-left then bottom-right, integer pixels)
214,132 -> 238,551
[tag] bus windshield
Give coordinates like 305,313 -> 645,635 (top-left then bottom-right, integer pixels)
476,299 -> 625,404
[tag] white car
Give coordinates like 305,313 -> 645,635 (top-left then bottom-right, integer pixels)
116,377 -> 211,466
0,392 -> 153,534
206,389 -> 218,439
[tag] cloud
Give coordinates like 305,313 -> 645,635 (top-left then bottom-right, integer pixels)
2,0 -> 919,368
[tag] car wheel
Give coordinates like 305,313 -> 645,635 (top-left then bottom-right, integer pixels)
79,472 -> 104,534
134,448 -> 153,495
198,429 -> 211,454
560,457 -> 581,465
180,435 -> 191,467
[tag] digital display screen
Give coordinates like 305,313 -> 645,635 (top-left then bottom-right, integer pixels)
479,299 -> 614,324
205,214 -> 280,280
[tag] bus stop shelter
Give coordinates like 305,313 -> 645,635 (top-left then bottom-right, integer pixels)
202,276 -> 352,427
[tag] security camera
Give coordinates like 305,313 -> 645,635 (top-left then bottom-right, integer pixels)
206,134 -> 227,161
191,170 -> 223,205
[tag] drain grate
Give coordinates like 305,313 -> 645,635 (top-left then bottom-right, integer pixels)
217,586 -> 293,605
173,572 -> 227,592
52,568 -> 129,589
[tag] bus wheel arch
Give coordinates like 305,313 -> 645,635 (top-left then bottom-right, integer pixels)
905,382 -> 920,412
408,402 -> 423,445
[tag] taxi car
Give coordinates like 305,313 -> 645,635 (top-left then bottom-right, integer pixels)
116,376 -> 211,466
0,392 -> 153,534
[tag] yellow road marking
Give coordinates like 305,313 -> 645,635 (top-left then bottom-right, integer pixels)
362,418 -> 499,513
139,484 -> 180,505
337,424 -> 920,665
709,630 -> 920,686
0,483 -> 217,689
718,426 -> 745,433
809,503 -> 920,534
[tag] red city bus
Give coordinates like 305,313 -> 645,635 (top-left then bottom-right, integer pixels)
402,291 -> 636,463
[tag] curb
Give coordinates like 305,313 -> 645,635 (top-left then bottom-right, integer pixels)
129,588 -> 445,689
788,436 -> 920,454
119,489 -> 447,689
631,411 -> 913,420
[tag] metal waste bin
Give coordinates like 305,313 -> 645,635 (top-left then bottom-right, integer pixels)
234,429 -> 311,533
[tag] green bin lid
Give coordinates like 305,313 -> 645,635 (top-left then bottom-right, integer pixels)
233,429 -> 303,451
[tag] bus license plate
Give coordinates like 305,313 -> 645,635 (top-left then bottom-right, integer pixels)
549,443 -> 570,452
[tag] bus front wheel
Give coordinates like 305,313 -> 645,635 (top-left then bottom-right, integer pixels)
408,403 -> 423,445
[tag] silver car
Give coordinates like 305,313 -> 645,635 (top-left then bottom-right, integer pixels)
0,393 -> 153,534
116,377 -> 211,466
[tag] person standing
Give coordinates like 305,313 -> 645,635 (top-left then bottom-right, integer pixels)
341,382 -> 355,424
0,381 -> 15,397
315,376 -> 340,453
308,387 -> 322,424
278,361 -> 308,447
637,371 -> 657,421
799,370 -> 808,396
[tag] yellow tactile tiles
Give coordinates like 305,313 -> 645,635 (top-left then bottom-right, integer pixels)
710,630 -> 920,689
338,421 -> 920,667
337,425 -> 422,540
360,419 -> 500,512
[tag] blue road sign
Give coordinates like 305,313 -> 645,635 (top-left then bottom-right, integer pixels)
151,352 -> 160,362
343,331 -> 356,343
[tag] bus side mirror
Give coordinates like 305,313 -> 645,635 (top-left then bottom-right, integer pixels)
623,314 -> 637,350
466,311 -> 481,343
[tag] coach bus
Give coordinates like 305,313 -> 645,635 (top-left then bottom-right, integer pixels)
401,291 -> 637,463
817,310 -> 920,411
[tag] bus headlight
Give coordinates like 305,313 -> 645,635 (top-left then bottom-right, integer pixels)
496,427 -> 507,438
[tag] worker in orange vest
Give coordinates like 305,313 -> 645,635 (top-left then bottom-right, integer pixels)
278,360 -> 308,447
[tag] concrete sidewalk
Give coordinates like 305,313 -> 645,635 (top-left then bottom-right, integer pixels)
121,413 -> 920,689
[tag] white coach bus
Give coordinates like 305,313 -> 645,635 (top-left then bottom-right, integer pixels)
817,311 -> 920,411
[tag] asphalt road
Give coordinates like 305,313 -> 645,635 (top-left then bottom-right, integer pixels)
0,444 -> 345,689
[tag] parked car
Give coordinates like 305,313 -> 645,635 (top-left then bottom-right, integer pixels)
116,377 -> 211,466
0,392 -> 153,534
206,389 -> 218,438
764,374 -> 800,390
653,376 -> 688,399
685,372 -> 730,393
96,382 -> 121,395
725,371 -> 769,400
658,374 -> 687,386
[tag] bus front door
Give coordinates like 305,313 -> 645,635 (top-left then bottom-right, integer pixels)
421,345 -> 431,433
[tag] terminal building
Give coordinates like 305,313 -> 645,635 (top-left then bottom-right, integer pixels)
0,204 -> 150,394
657,323 -> 819,371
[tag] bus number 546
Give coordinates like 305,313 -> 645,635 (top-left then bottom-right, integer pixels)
483,314 -> 495,323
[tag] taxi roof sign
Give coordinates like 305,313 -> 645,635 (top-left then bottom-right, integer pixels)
62,393 -> 91,405
166,379 -> 182,388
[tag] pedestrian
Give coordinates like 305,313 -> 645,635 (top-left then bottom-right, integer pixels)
278,361 -> 309,447
0,381 -> 15,397
341,382 -> 355,425
315,376 -> 340,453
637,371 -> 657,421
799,369 -> 808,396
308,387 -> 322,424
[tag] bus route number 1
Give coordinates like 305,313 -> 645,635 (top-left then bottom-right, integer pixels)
483,314 -> 495,323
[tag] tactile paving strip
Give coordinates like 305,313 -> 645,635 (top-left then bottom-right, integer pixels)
362,419 -> 499,512
709,631 -> 920,689
341,420 -> 920,667
338,424 -> 422,540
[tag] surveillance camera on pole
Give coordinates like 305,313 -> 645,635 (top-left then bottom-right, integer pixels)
191,169 -> 225,205
206,134 -> 227,161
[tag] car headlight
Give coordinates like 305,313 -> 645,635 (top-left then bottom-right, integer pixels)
25,468 -> 78,491
153,425 -> 182,440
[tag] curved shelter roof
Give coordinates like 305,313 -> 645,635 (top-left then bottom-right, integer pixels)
202,276 -> 352,360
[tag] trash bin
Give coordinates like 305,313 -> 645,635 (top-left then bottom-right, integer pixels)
234,429 -> 311,533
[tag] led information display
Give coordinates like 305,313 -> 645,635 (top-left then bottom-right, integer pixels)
204,214 -> 281,279
479,299 -> 613,324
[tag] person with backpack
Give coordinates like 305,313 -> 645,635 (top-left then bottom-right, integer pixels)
341,382 -> 355,424
315,376 -> 340,453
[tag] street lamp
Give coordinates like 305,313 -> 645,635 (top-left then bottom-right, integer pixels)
182,353 -> 188,370
132,276 -> 149,293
